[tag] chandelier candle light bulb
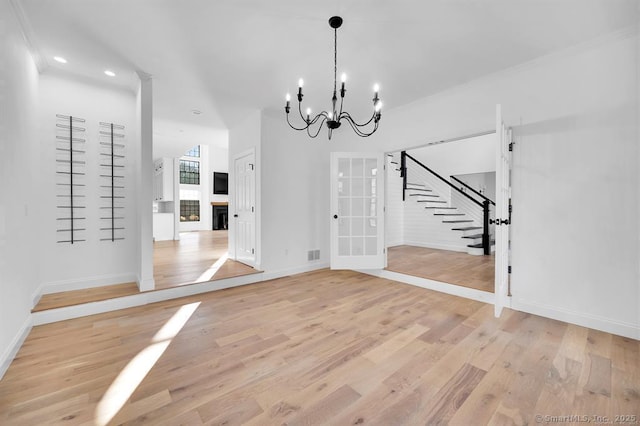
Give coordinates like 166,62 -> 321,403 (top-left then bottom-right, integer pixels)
284,16 -> 382,139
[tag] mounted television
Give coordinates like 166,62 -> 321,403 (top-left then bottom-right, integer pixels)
213,172 -> 228,195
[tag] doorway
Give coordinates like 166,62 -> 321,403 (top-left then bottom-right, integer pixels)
152,144 -> 259,289
383,131 -> 498,294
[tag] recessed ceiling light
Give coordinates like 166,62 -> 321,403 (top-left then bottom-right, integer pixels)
191,109 -> 202,115
53,56 -> 67,64
104,70 -> 116,77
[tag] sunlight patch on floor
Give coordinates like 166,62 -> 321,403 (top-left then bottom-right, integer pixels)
195,252 -> 229,283
94,301 -> 200,426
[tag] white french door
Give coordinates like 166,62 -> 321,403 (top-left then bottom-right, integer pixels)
494,104 -> 511,316
234,150 -> 255,266
330,152 -> 386,270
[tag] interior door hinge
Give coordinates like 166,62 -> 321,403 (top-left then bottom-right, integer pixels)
251,248 -> 255,254
252,206 -> 254,213
509,141 -> 515,151
508,265 -> 512,274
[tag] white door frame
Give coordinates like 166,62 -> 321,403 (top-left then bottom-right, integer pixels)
230,148 -> 257,268
494,104 -> 511,316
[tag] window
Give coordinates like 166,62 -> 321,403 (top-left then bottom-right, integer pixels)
180,160 -> 200,185
184,145 -> 200,158
180,200 -> 200,222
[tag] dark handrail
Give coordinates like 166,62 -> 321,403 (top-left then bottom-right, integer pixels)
450,175 -> 495,206
403,152 -> 483,208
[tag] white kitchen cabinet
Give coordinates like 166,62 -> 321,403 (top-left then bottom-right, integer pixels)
153,158 -> 174,201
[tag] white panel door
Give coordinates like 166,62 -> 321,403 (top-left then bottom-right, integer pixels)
234,151 -> 255,266
330,152 -> 385,270
494,105 -> 511,316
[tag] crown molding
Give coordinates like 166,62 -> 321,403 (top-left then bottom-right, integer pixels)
8,0 -> 45,72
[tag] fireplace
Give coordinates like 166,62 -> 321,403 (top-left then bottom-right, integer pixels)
212,205 -> 228,230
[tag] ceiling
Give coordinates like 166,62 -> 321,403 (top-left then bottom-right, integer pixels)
18,0 -> 637,153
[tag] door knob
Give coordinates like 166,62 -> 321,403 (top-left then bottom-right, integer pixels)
233,214 -> 238,218
333,214 -> 338,219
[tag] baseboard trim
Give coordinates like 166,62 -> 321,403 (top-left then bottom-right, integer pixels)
0,315 -> 32,380
402,241 -> 467,253
40,273 -> 138,295
260,262 -> 330,281
359,269 -> 495,305
511,299 -> 640,341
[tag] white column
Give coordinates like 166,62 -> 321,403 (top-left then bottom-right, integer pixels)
136,71 -> 155,291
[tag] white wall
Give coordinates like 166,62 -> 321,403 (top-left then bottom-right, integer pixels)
409,133 -> 496,178
259,111 -> 330,273
0,0 -> 41,377
454,171 -> 496,202
332,29 -> 639,338
385,155 -> 404,247
38,73 -> 139,290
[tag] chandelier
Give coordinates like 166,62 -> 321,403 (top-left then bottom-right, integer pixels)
285,16 -> 382,140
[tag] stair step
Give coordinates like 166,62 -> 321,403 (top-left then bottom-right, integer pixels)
467,241 -> 495,248
452,226 -> 482,231
412,194 -> 440,198
407,183 -> 425,187
406,188 -> 433,192
462,234 -> 483,239
418,200 -> 447,204
390,161 -> 398,165
442,220 -> 473,223
424,206 -> 457,210
434,213 -> 465,216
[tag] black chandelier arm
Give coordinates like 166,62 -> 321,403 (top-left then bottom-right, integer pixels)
342,114 -> 379,137
296,100 -> 329,126
339,111 -> 376,128
306,116 -> 328,138
285,111 -> 310,131
309,111 -> 330,126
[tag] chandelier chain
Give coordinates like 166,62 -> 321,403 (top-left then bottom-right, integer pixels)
333,27 -> 338,96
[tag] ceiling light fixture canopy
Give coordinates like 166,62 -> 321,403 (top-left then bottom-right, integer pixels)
285,16 -> 382,140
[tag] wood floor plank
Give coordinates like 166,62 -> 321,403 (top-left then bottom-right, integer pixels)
282,384 -> 361,426
33,231 -> 260,313
153,230 -> 259,289
386,245 -> 495,292
32,282 -> 139,312
421,363 -> 487,425
1,269 -> 638,425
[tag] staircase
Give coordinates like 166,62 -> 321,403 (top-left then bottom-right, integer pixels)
388,153 -> 494,256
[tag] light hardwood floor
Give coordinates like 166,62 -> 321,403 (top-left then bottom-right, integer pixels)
3,269 -> 638,424
33,231 -> 260,312
32,282 -> 140,312
387,245 -> 495,293
154,230 -> 259,290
